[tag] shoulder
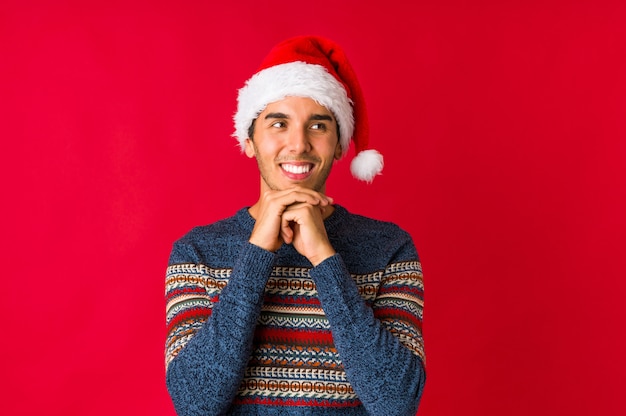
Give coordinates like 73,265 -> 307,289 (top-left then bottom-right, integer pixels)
345,210 -> 411,237
329,207 -> 418,272
331,206 -> 412,241
178,211 -> 246,243
169,209 -> 252,266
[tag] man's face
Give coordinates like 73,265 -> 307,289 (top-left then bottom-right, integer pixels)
244,96 -> 342,193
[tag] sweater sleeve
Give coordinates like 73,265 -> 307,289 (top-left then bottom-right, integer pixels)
308,249 -> 426,416
165,241 -> 276,416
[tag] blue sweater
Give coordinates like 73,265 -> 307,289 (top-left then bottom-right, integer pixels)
165,205 -> 425,415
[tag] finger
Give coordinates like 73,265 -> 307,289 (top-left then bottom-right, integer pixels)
285,201 -> 327,218
275,187 -> 333,207
280,217 -> 294,244
283,201 -> 312,211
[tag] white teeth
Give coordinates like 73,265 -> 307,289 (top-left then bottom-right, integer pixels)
282,164 -> 311,174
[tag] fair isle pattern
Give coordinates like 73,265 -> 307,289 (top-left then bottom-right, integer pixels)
374,260 -> 425,363
238,367 -> 357,405
165,263 -> 230,368
165,260 -> 424,406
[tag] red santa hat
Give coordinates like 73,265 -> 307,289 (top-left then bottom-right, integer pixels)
233,35 -> 383,182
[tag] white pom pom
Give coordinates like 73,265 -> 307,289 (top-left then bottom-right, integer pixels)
350,149 -> 384,182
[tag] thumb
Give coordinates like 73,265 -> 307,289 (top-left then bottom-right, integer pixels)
280,217 -> 294,244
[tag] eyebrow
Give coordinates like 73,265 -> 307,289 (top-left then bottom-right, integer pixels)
263,112 -> 334,122
264,112 -> 289,120
309,114 -> 334,122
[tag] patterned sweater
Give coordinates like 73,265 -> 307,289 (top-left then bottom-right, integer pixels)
165,205 -> 425,415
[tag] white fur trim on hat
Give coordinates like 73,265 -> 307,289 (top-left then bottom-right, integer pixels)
350,149 -> 384,183
233,61 -> 354,155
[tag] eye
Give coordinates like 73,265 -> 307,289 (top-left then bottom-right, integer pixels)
310,123 -> 327,131
271,121 -> 286,128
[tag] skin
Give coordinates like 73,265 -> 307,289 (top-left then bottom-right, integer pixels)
245,96 -> 342,266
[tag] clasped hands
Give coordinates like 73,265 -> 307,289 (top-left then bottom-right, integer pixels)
249,187 -> 336,266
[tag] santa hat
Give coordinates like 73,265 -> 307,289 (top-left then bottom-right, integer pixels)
233,35 -> 383,182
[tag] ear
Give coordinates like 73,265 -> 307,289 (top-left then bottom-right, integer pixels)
244,138 -> 256,158
334,140 -> 343,160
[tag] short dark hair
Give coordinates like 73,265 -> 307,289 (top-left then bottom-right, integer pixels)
248,119 -> 256,140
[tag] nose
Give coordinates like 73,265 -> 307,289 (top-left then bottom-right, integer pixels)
286,126 -> 311,154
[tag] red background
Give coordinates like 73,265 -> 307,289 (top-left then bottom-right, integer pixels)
2,1 -> 625,415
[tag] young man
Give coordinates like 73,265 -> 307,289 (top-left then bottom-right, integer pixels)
165,36 -> 426,415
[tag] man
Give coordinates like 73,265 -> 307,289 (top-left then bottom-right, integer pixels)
165,36 -> 425,415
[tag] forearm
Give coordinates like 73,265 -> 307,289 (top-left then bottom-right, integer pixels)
309,254 -> 425,416
166,242 -> 275,416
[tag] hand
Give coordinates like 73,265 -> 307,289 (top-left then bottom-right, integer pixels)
281,202 -> 336,266
248,187 -> 333,254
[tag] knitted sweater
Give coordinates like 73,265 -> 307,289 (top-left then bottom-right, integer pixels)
165,205 -> 425,415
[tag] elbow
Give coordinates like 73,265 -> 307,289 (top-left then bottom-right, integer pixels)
409,360 -> 427,415
392,358 -> 427,416
166,363 -> 192,415
165,361 -> 207,416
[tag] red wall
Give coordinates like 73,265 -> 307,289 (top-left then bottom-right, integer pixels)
2,1 -> 625,415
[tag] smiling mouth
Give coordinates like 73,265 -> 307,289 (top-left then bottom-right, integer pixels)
281,163 -> 313,175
